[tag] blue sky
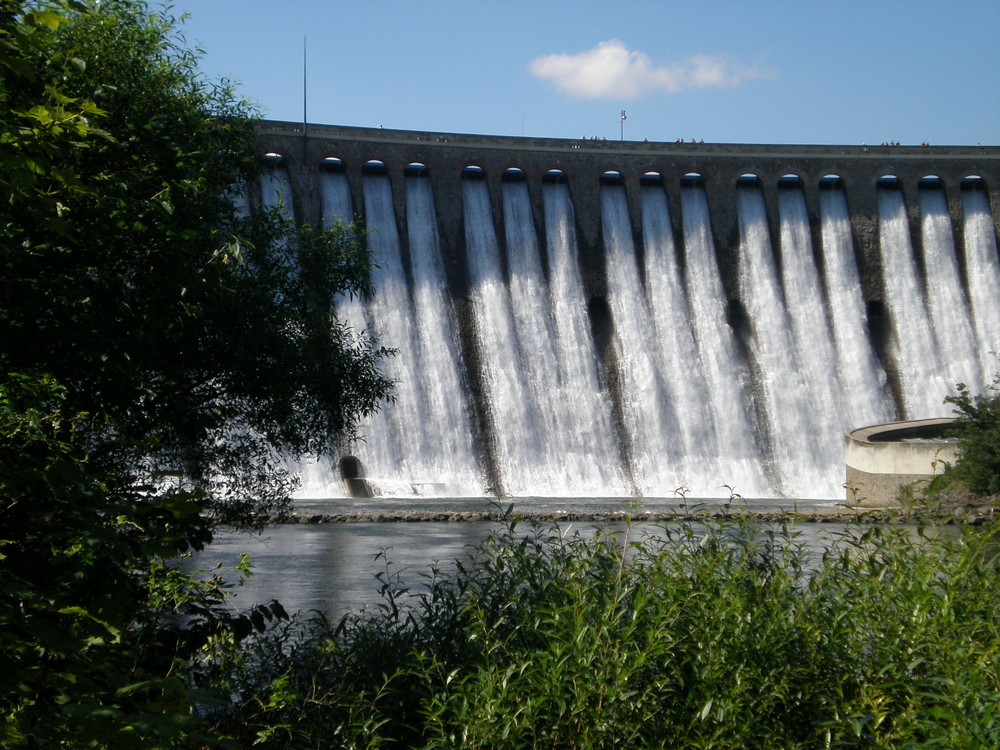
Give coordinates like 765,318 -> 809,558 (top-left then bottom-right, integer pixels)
170,1 -> 999,146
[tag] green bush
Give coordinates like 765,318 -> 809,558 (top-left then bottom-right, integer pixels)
946,373 -> 1000,496
204,516 -> 1000,749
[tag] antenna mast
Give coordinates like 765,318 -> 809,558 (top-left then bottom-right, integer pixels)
302,36 -> 308,165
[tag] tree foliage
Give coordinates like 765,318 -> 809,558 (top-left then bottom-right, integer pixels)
0,0 -> 391,744
946,373 -> 1000,497
1,0 -> 391,525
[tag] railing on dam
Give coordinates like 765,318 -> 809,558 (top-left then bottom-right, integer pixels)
259,120 -> 1000,184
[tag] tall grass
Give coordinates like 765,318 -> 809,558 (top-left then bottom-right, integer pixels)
200,516 -> 1000,749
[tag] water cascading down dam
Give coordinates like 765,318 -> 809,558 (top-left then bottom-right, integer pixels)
258,122 -> 1000,501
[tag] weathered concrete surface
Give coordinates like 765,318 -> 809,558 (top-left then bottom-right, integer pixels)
845,418 -> 959,505
258,120 -> 1000,305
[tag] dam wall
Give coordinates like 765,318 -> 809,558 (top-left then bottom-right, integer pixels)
256,121 -> 1000,501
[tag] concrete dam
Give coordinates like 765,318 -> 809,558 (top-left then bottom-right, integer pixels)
258,121 -> 1000,501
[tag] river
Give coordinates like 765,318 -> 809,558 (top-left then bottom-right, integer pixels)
189,494 -> 862,619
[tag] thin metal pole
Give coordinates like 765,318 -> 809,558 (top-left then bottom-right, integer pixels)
620,110 -> 626,141
302,37 -> 308,166
303,36 -> 308,128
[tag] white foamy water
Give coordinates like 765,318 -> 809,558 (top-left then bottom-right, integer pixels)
679,183 -> 770,497
737,186 -> 838,497
877,187 -> 952,417
501,180 -> 624,494
640,182 -> 722,494
961,185 -> 1000,379
918,186 -> 983,393
404,176 -> 482,494
601,184 -> 686,493
462,178 -> 545,496
269,165 -> 995,503
817,184 -> 895,429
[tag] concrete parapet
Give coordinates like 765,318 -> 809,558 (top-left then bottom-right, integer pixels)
845,418 -> 959,505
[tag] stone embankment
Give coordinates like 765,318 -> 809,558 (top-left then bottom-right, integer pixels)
271,504 -> 996,526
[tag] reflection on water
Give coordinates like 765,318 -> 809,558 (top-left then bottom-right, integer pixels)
291,494 -> 842,517
190,522 -> 498,619
188,518 -> 944,620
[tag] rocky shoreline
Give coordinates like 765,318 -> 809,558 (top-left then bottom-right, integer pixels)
272,504 -> 996,526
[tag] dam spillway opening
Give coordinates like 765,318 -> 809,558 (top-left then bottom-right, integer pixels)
259,125 -> 1000,502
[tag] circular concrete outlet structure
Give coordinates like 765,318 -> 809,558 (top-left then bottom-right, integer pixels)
845,418 -> 959,505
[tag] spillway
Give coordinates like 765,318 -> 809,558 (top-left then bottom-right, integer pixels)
258,127 -> 1000,502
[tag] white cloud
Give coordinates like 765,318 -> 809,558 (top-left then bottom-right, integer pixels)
529,40 -> 771,100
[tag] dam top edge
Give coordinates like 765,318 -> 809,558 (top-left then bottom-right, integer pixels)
259,120 -> 1000,160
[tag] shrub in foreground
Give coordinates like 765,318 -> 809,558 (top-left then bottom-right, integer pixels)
200,516 -> 1000,749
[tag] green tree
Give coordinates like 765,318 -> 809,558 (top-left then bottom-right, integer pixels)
2,0 -> 391,525
945,374 -> 1000,497
0,0 -> 391,745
